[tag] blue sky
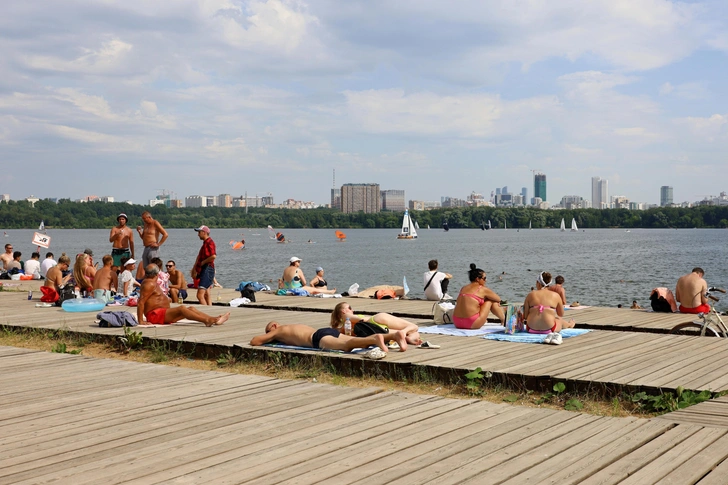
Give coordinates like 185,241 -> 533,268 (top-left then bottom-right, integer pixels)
1,0 -> 727,205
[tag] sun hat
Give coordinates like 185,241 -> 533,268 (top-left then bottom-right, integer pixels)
124,258 -> 136,266
194,225 -> 210,234
84,248 -> 94,257
290,256 -> 302,263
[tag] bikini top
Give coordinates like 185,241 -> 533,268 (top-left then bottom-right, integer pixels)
313,277 -> 327,288
460,293 -> 485,305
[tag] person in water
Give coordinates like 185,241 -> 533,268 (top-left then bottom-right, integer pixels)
279,257 -> 336,294
522,272 -> 575,334
330,301 -> 422,347
452,264 -> 505,329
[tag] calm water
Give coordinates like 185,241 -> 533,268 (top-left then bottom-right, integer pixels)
4,228 -> 726,310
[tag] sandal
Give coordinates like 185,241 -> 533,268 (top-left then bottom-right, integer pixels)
418,341 -> 441,349
364,348 -> 386,360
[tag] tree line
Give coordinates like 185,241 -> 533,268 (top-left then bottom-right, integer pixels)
1,199 -> 727,230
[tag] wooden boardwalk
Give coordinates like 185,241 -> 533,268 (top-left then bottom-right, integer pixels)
2,291 -> 728,395
3,346 -> 728,485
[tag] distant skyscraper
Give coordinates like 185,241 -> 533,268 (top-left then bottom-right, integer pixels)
381,189 -> 406,211
521,187 -> 528,201
330,188 -> 341,210
502,186 -> 508,195
341,183 -> 381,213
591,177 -> 609,209
660,186 -> 673,207
534,173 -> 546,202
495,188 -> 501,195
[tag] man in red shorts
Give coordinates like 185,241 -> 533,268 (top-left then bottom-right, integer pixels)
41,255 -> 71,302
675,267 -> 710,314
137,264 -> 229,326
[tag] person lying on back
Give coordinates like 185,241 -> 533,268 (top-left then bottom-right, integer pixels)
250,322 -> 392,353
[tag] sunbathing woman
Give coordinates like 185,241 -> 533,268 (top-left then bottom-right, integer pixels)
452,263 -> 505,329
279,257 -> 336,295
522,272 -> 575,334
330,301 -> 421,347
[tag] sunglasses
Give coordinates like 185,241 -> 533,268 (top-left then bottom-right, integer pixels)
166,264 -> 174,268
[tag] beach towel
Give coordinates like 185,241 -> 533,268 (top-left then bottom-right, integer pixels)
565,305 -> 591,310
419,324 -> 506,337
483,328 -> 591,343
261,343 -> 370,354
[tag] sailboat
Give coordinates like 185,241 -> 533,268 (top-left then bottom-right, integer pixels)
397,210 -> 418,239
427,224 -> 430,229
480,221 -> 486,231
529,220 -> 532,230
571,218 -> 578,232
487,220 -> 491,230
560,218 -> 566,232
443,221 -> 449,232
414,221 -> 420,230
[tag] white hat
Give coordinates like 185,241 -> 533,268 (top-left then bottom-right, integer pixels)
289,256 -> 301,263
124,258 -> 137,266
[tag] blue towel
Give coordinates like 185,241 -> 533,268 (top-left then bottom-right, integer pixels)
483,328 -> 590,343
262,343 -> 369,354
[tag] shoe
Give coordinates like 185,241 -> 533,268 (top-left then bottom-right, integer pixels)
549,333 -> 563,345
418,341 -> 441,349
442,293 -> 453,300
387,341 -> 400,350
543,333 -> 555,344
364,348 -> 386,360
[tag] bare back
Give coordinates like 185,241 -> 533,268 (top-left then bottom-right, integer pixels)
44,265 -> 66,289
139,278 -> 171,313
93,266 -> 117,291
548,284 -> 566,305
675,272 -> 707,308
523,288 -> 564,331
266,324 -> 315,347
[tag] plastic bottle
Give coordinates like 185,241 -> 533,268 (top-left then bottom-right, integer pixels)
27,290 -> 32,301
344,317 -> 352,336
178,295 -> 183,305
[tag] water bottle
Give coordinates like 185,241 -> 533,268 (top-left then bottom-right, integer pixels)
178,295 -> 183,304
344,317 -> 352,336
27,290 -> 32,301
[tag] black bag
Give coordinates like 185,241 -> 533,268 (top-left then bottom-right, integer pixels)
354,321 -> 389,337
650,291 -> 672,313
240,284 -> 256,303
56,285 -> 76,307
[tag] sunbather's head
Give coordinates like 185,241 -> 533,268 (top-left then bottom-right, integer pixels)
331,301 -> 352,328
536,272 -> 552,288
555,275 -> 564,285
467,263 -> 485,283
265,321 -> 279,333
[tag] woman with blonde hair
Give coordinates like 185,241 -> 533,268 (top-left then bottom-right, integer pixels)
73,253 -> 93,295
330,301 -> 422,348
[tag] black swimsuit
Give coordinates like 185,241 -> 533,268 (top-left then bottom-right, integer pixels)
313,278 -> 327,288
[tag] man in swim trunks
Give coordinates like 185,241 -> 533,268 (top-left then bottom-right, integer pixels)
250,322 -> 389,353
167,260 -> 188,303
42,255 -> 71,302
676,267 -> 709,314
92,255 -> 117,301
110,213 -> 135,267
136,211 -> 168,268
138,264 -> 229,326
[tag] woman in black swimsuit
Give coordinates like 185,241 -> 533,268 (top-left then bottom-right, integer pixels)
310,267 -> 328,288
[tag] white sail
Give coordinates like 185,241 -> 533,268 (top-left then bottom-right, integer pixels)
414,221 -> 419,230
529,220 -> 532,230
397,210 -> 417,239
504,220 -> 507,230
571,218 -> 578,232
487,220 -> 492,229
560,218 -> 566,231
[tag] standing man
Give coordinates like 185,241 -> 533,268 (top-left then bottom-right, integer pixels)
110,213 -> 135,267
40,252 -> 57,278
192,225 -> 216,305
166,260 -> 188,303
0,244 -> 13,270
675,267 -> 709,314
136,211 -> 168,268
423,259 -> 453,301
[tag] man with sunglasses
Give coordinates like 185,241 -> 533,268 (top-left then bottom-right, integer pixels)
166,260 -> 188,303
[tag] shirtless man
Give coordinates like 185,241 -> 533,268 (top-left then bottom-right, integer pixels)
93,255 -> 118,300
166,260 -> 187,303
548,275 -> 567,305
110,213 -> 135,267
0,244 -> 13,270
41,255 -> 71,302
136,211 -> 168,268
250,322 -> 389,353
138,264 -> 229,326
675,267 -> 709,314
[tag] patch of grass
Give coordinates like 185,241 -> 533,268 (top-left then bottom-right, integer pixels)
51,342 -> 82,355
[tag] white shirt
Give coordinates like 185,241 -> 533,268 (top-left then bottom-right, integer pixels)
423,270 -> 448,301
118,270 -> 133,296
40,258 -> 57,278
24,259 -> 41,278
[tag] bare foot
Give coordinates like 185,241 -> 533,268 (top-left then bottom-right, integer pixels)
393,330 -> 407,352
216,313 -> 230,325
406,336 -> 422,346
373,334 -> 388,352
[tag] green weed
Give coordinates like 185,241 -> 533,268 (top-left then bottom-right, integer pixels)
51,342 -> 82,355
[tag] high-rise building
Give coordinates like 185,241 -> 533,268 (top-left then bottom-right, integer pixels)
495,188 -> 501,195
330,188 -> 341,210
521,187 -> 528,202
534,173 -> 546,203
591,177 -> 609,209
381,189 -> 406,212
217,194 -> 232,208
502,186 -> 509,195
341,183 -> 380,213
660,186 -> 673,207
185,195 -> 207,208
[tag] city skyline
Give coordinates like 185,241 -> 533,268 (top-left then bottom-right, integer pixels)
1,1 -> 728,205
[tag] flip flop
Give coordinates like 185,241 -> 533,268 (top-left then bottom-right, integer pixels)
387,341 -> 400,350
364,348 -> 387,360
418,341 -> 441,349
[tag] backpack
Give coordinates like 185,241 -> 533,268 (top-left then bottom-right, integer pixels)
240,284 -> 256,303
55,285 -> 76,307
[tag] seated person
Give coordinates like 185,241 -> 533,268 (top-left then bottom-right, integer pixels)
138,264 -> 229,326
423,259 -> 452,301
41,255 -> 71,302
73,253 -> 93,295
6,251 -> 22,272
24,252 -> 42,279
675,267 -> 709,314
92,255 -> 118,301
330,301 -> 420,347
250,322 -> 389,353
309,267 -> 331,289
278,256 -> 336,295
522,272 -> 575,334
151,257 -> 170,296
117,257 -> 141,297
452,264 -> 505,329
166,260 -> 188,302
547,275 -> 567,305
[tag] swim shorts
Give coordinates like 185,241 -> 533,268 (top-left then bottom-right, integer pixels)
111,248 -> 131,267
145,307 -> 167,325
679,303 -> 710,314
40,286 -> 59,303
312,328 -> 340,349
198,264 -> 215,290
142,246 -> 160,267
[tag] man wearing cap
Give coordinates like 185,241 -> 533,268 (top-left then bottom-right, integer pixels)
109,213 -> 135,267
136,211 -> 168,268
192,225 -> 216,305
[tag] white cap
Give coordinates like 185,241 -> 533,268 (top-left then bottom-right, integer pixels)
289,256 -> 301,263
124,258 -> 137,266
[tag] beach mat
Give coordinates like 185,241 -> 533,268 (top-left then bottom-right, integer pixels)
483,328 -> 591,344
419,324 -> 505,337
262,343 -> 369,354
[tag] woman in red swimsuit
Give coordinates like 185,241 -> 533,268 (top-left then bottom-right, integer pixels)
452,263 -> 506,329
522,272 -> 576,334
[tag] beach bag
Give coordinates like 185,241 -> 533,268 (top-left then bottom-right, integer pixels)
374,289 -> 396,300
354,321 -> 389,337
55,285 -> 76,307
433,301 -> 455,324
650,288 -> 675,313
240,284 -> 256,303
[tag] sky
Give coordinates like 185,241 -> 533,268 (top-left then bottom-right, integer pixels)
1,0 -> 728,206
